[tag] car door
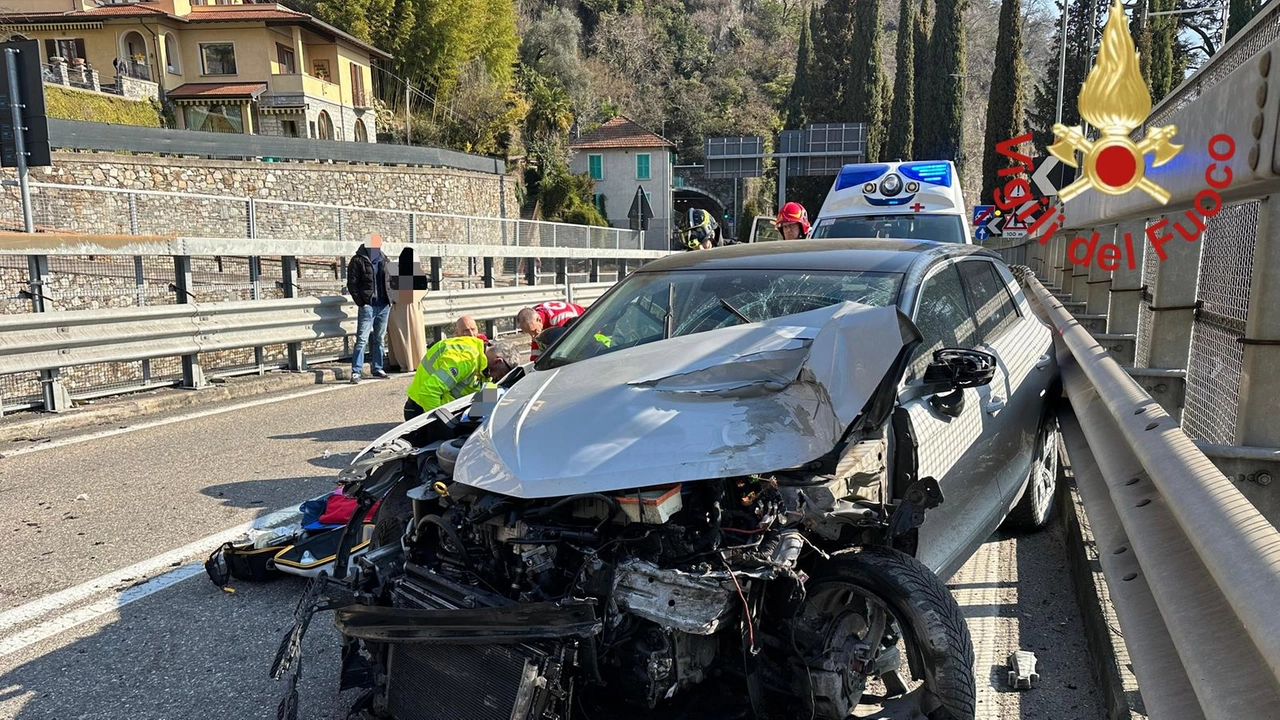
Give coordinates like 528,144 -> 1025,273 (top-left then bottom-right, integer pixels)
901,262 -> 1011,579
956,258 -> 1056,512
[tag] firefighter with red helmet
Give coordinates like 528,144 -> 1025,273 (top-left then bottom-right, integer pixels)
776,202 -> 811,240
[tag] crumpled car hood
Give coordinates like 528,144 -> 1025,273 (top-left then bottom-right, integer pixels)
453,302 -> 915,499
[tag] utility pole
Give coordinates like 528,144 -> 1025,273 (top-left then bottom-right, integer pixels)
1056,0 -> 1069,124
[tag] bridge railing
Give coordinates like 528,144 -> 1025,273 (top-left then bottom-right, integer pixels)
982,5 -> 1280,714
0,232 -> 664,414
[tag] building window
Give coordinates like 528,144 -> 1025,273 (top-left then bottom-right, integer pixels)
281,119 -> 299,138
309,120 -> 317,138
588,154 -> 603,180
200,43 -> 237,76
350,63 -> 367,106
183,104 -> 244,134
312,59 -> 331,82
636,153 -> 650,180
276,44 -> 296,74
163,34 -> 180,74
354,119 -> 368,143
45,38 -> 85,61
593,193 -> 607,215
317,110 -> 334,140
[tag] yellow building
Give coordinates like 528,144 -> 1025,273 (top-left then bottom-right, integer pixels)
0,0 -> 391,142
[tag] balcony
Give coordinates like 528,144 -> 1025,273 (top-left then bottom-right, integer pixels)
264,73 -> 342,107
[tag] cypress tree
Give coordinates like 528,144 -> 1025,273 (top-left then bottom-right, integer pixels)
847,0 -> 886,160
786,7 -> 815,129
1148,0 -> 1179,101
809,0 -> 856,122
1228,0 -> 1263,41
911,0 -> 932,158
922,0 -> 966,164
981,0 -> 1027,203
887,0 -> 916,160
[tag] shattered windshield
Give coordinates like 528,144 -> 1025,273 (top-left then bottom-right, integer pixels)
810,214 -> 967,244
540,269 -> 903,367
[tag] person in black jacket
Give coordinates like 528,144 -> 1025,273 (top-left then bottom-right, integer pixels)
346,233 -> 393,383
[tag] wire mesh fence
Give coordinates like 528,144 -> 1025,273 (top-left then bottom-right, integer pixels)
1183,201 -> 1260,445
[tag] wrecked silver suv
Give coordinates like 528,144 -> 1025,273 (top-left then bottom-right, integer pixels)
272,241 -> 1059,720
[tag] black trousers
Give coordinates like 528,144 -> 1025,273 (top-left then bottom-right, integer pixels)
403,398 -> 426,422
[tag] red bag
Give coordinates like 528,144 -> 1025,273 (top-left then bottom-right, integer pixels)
317,490 -> 381,525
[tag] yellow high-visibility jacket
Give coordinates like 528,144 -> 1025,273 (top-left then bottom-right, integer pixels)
406,336 -> 490,411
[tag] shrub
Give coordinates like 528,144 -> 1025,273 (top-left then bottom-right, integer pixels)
44,85 -> 161,128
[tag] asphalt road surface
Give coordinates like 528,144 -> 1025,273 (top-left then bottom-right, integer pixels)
0,377 -> 1104,720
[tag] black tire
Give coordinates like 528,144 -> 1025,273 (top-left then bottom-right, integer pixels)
1002,415 -> 1060,532
808,547 -> 976,720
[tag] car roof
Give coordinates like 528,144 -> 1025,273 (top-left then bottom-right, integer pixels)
638,239 -> 998,275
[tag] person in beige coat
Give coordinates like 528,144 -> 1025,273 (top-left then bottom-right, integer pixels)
387,247 -> 429,373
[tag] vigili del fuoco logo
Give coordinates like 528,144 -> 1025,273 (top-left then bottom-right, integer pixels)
991,0 -> 1235,271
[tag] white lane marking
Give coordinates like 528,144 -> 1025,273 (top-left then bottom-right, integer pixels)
0,562 -> 206,658
0,503 -> 301,634
1,382 -> 359,459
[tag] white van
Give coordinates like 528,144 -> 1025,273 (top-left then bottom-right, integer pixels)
810,161 -> 972,244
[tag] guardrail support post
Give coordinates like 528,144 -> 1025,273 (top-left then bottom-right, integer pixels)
1086,225 -> 1114,316
1067,228 -> 1092,303
524,256 -> 537,286
1108,220 -> 1146,336
282,255 -> 306,372
1236,195 -> 1280,446
483,256 -> 496,339
589,259 -> 600,283
249,256 -> 265,374
430,256 -> 444,343
555,258 -> 567,287
1048,234 -> 1065,290
26,255 -> 71,413
173,255 -> 206,390
618,259 -> 629,279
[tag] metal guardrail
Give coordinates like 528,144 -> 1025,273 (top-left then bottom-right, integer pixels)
0,283 -> 599,377
1023,274 -> 1280,718
0,232 -> 663,414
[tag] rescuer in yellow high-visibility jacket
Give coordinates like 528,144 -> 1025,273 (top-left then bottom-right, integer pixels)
403,336 -> 513,421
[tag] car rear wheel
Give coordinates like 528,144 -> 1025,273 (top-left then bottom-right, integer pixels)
1002,415 -> 1060,532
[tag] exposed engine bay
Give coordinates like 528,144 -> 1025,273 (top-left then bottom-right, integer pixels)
269,303 -> 976,720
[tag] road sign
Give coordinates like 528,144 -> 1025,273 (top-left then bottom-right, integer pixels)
0,40 -> 50,168
627,186 -> 654,230
974,224 -> 992,242
705,136 -> 765,179
973,205 -> 994,226
1030,155 -> 1076,197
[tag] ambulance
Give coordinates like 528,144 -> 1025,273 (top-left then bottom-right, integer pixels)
809,161 -> 972,244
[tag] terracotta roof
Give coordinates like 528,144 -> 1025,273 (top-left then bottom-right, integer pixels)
167,82 -> 267,100
0,5 -> 168,21
570,116 -> 675,150
186,7 -> 308,22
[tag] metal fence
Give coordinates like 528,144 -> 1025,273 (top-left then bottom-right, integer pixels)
2,182 -> 645,252
0,232 -> 663,414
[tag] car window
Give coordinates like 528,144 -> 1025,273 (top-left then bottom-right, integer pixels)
541,269 -> 904,367
810,214 -> 968,244
753,217 -> 783,242
958,260 -> 1019,342
908,264 -> 977,380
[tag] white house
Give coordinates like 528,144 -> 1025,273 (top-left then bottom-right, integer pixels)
569,116 -> 675,250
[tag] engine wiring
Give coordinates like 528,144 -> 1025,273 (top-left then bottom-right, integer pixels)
720,556 -> 758,656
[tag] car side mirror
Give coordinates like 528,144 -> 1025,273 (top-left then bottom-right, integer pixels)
918,348 -> 997,418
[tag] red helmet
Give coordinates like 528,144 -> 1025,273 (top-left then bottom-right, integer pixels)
776,202 -> 810,236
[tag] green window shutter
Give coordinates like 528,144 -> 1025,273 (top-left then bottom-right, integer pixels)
589,155 -> 603,180
636,153 -> 650,180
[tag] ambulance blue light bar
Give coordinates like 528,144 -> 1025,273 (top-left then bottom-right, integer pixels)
834,164 -> 890,191
899,162 -> 952,187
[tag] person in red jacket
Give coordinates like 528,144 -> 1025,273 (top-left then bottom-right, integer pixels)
516,301 -> 585,361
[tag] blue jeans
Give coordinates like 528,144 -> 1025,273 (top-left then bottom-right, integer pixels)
352,302 -> 390,375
